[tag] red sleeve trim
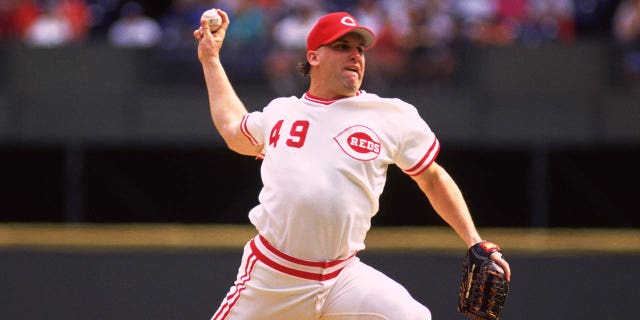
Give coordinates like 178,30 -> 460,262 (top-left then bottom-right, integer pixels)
402,138 -> 440,176
240,114 -> 259,146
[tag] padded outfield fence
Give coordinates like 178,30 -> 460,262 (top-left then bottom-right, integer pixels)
2,224 -> 639,320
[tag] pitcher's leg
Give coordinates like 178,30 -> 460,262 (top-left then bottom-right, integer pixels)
211,243 -> 321,320
321,259 -> 431,320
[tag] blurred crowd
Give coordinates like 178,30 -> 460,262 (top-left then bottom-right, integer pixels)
1,0 -> 638,93
612,0 -> 640,86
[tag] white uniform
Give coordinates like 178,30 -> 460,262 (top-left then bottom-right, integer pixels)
212,91 -> 438,320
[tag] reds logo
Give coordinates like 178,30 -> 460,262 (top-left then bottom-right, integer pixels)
334,125 -> 381,161
340,16 -> 357,27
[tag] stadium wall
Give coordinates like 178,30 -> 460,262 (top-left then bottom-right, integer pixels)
0,43 -> 638,227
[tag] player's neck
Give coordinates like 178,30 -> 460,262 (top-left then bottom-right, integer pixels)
307,85 -> 357,101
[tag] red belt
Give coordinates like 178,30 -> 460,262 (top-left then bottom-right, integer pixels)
250,235 -> 355,281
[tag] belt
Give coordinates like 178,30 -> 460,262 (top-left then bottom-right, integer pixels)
250,234 -> 355,281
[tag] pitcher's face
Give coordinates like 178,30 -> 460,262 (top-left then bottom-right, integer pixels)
311,33 -> 366,97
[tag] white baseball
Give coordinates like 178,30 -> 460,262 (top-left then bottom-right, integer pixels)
201,9 -> 222,32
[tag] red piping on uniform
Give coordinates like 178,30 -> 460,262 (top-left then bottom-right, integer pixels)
250,238 -> 347,281
212,253 -> 258,320
258,235 -> 351,268
240,114 -> 259,145
303,90 -> 363,105
404,138 -> 440,176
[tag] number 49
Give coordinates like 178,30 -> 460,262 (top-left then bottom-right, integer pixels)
269,120 -> 310,148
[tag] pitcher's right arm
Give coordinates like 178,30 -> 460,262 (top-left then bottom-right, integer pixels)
194,9 -> 262,156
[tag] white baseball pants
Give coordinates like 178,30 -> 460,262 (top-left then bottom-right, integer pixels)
211,235 -> 431,320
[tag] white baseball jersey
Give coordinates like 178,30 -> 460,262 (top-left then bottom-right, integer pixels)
240,90 -> 440,261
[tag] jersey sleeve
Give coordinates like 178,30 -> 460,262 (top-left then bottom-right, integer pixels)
393,108 -> 441,176
240,111 -> 265,146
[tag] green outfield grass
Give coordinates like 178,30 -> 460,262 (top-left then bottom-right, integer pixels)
1,223 -> 638,255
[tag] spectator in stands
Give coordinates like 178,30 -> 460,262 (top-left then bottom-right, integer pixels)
152,0 -> 213,82
353,0 -> 385,35
351,0 -> 390,91
24,3 -> 74,47
108,1 -> 162,48
613,0 -> 640,87
0,0 -> 41,42
403,0 -> 459,90
0,0 -> 19,41
452,0 -> 497,43
472,0 -> 525,46
220,0 -> 268,47
519,0 -> 575,47
82,0 -> 122,39
158,0 -> 211,51
218,0 -> 269,81
56,0 -> 92,42
265,2 -> 325,95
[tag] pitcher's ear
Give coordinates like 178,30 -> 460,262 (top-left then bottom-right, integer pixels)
307,51 -> 320,66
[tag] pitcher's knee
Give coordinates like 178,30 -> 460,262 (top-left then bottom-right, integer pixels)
386,298 -> 431,320
407,303 -> 431,320
422,307 -> 432,320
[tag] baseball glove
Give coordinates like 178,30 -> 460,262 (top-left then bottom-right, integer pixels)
457,240 -> 510,320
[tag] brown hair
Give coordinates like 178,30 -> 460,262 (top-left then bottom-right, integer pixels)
297,61 -> 311,77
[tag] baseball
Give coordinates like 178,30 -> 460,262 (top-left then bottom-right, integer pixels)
201,9 -> 222,32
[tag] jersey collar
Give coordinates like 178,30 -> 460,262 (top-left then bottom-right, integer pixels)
302,90 -> 364,106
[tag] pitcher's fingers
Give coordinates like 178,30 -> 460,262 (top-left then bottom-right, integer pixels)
217,9 -> 230,30
193,28 -> 203,40
200,19 -> 212,36
491,252 -> 511,281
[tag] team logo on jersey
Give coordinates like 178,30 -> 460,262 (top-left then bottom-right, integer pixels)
334,125 -> 381,161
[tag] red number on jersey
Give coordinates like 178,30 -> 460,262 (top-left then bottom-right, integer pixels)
268,119 -> 310,149
269,120 -> 284,147
286,120 -> 310,148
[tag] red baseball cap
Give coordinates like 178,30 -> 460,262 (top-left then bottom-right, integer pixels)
306,12 -> 376,51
